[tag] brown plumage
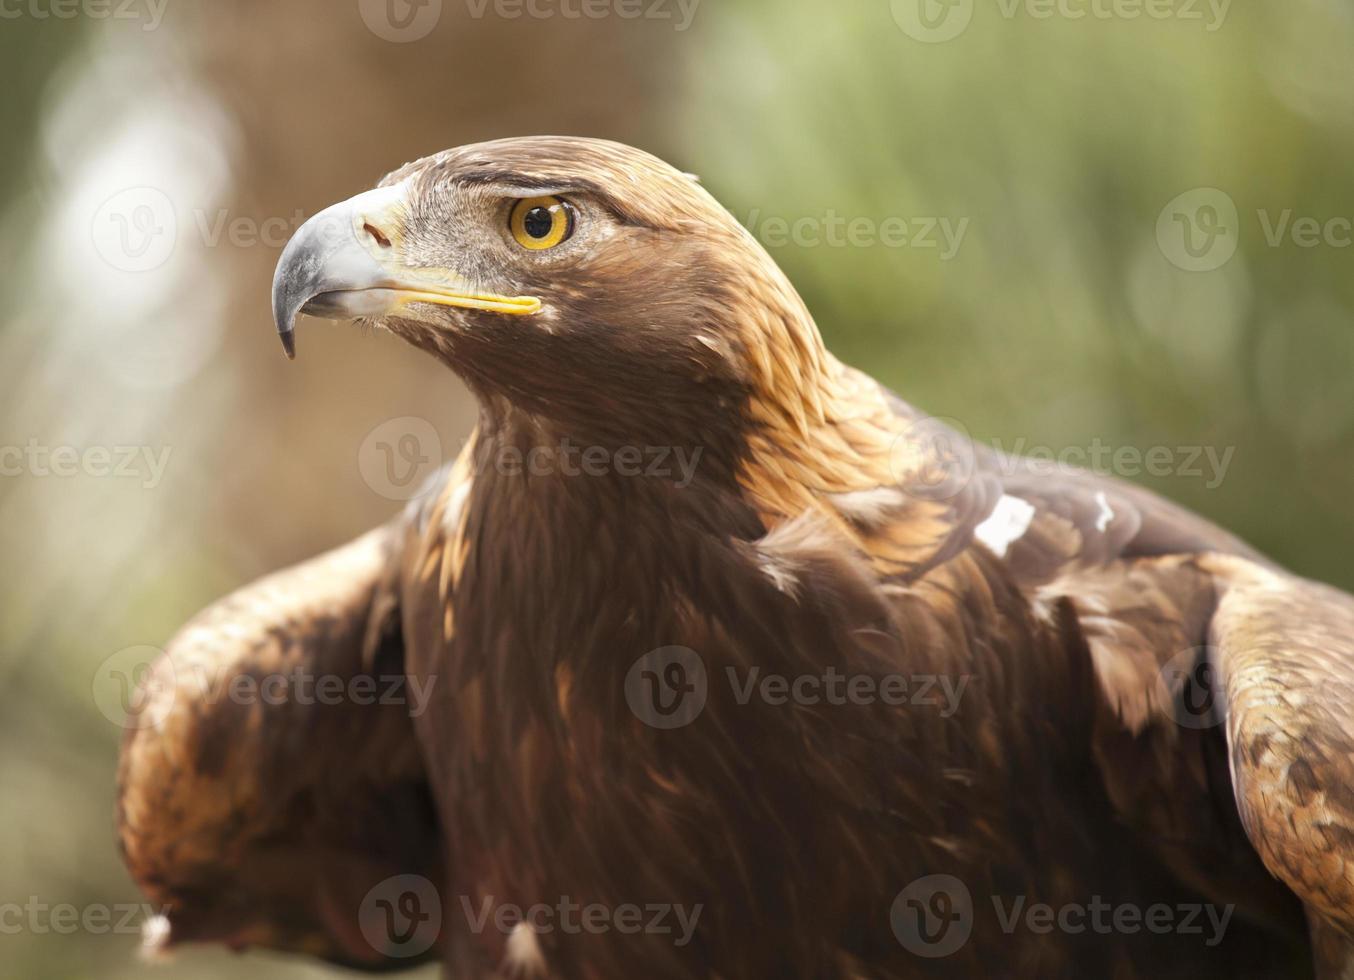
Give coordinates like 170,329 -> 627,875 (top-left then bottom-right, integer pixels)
118,137 -> 1354,977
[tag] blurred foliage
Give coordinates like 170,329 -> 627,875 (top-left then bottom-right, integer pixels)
0,16 -> 75,209
0,0 -> 1352,976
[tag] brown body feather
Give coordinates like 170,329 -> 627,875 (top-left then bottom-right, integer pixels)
119,138 -> 1354,978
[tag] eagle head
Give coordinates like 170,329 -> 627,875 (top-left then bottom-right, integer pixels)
272,136 -> 828,449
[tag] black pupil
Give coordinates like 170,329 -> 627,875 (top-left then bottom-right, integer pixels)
523,206 -> 554,239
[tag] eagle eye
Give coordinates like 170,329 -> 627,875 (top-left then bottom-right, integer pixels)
509,196 -> 574,250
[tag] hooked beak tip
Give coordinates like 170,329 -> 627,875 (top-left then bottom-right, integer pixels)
279,328 -> 296,360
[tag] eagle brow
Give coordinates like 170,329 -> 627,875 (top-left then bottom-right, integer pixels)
452,171 -> 657,229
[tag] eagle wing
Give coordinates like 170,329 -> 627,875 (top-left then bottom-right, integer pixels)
1202,554 -> 1354,947
868,386 -> 1353,955
985,444 -> 1354,952
116,520 -> 444,970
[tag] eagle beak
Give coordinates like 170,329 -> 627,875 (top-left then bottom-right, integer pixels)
271,181 -> 541,359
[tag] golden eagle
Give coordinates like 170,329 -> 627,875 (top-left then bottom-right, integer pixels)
118,137 -> 1354,978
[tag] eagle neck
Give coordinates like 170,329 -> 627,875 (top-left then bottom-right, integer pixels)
450,403 -> 767,659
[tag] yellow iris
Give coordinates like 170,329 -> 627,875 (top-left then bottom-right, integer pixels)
509,196 -> 573,250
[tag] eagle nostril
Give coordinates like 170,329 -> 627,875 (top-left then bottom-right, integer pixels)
363,222 -> 393,248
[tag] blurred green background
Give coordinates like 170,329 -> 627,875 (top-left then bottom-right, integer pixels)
1,0 -> 1351,976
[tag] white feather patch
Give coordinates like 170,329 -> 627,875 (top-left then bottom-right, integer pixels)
974,495 -> 1036,558
1094,491 -> 1115,533
140,914 -> 173,961
504,922 -> 547,977
829,486 -> 905,524
442,478 -> 472,535
759,556 -> 800,596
